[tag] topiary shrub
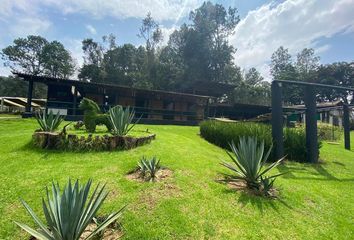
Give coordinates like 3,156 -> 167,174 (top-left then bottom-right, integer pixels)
79,98 -> 112,133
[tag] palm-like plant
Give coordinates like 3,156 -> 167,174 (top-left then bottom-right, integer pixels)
108,105 -> 139,136
138,156 -> 161,181
220,137 -> 285,190
15,179 -> 125,240
36,110 -> 64,132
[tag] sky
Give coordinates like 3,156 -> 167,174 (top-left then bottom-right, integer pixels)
0,0 -> 354,81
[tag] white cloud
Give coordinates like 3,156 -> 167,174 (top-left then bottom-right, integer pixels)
85,24 -> 97,35
159,25 -> 177,46
41,0 -> 202,21
230,0 -> 354,81
0,65 -> 11,77
0,0 -> 51,37
9,17 -> 51,37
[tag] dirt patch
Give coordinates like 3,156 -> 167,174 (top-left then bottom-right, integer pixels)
126,168 -> 173,182
225,180 -> 279,198
136,181 -> 181,211
30,220 -> 123,240
80,222 -> 123,240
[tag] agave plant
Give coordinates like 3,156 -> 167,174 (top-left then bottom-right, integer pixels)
35,110 -> 64,132
108,105 -> 139,136
137,156 -> 161,181
220,137 -> 285,190
15,179 -> 125,240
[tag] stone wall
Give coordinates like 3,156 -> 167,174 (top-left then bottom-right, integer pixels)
32,131 -> 156,151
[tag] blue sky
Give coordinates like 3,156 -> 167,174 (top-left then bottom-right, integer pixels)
1,0 -> 353,80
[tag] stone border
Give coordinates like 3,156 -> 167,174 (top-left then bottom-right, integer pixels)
32,131 -> 156,151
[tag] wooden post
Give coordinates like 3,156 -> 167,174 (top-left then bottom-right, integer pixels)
25,79 -> 34,114
73,86 -> 78,116
343,104 -> 351,150
304,86 -> 318,163
271,81 -> 284,160
0,97 -> 4,112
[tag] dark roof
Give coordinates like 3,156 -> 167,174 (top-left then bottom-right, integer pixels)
14,72 -> 212,102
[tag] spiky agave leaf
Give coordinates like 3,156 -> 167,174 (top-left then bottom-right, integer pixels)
137,156 -> 161,181
15,179 -> 125,240
35,110 -> 64,132
221,137 -> 285,190
108,105 -> 140,136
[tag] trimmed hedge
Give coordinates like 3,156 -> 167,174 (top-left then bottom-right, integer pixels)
200,120 -> 322,162
200,120 -> 272,151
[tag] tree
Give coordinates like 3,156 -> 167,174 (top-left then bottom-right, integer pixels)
137,13 -> 163,89
138,12 -> 162,52
231,68 -> 270,105
270,46 -> 301,104
0,76 -> 47,98
189,1 -> 239,83
42,41 -> 75,78
162,1 -> 240,91
2,36 -> 75,78
79,38 -> 106,82
2,35 -> 48,75
295,48 -> 320,82
316,62 -> 354,104
244,67 -> 264,86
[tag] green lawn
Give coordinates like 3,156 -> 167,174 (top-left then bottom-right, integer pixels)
0,118 -> 353,239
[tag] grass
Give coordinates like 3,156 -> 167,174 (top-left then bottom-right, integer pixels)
0,118 -> 353,239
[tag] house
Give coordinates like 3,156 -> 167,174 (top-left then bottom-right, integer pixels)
15,72 -> 211,125
284,100 -> 352,126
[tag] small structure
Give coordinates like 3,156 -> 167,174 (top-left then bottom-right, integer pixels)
0,96 -> 46,113
285,100 -> 350,126
271,80 -> 354,163
15,73 -> 211,125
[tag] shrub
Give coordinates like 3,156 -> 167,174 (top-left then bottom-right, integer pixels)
109,105 -> 139,136
283,127 -> 322,162
220,137 -> 285,194
317,123 -> 342,141
137,156 -> 161,182
200,120 -> 322,162
15,179 -> 125,240
200,120 -> 272,151
79,98 -> 112,133
35,110 -> 63,132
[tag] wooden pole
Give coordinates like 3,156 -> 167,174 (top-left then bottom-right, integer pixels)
304,86 -> 318,163
343,104 -> 351,150
271,81 -> 284,160
25,79 -> 34,114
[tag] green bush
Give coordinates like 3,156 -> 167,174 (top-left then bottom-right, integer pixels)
200,120 -> 272,151
317,123 -> 342,141
200,120 -> 322,162
284,127 -> 323,162
79,98 -> 112,133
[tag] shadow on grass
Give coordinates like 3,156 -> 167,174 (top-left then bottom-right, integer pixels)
222,188 -> 292,215
277,163 -> 354,182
